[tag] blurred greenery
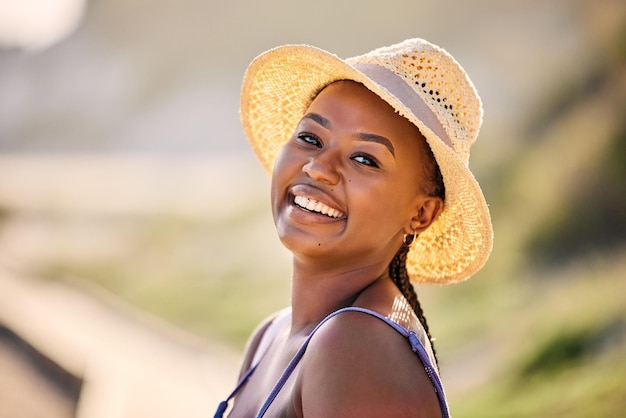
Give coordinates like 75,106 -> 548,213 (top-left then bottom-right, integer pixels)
37,211 -> 292,345
527,119 -> 626,265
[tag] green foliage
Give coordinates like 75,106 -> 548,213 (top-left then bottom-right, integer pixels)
457,349 -> 626,418
446,12 -> 626,416
518,320 -> 621,378
527,121 -> 626,265
37,213 -> 290,348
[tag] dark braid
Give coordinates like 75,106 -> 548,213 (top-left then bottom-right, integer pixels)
388,133 -> 445,364
389,240 -> 438,365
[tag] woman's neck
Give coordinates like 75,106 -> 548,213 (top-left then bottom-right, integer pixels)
288,258 -> 389,334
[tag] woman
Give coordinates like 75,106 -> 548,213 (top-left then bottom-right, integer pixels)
216,38 -> 493,417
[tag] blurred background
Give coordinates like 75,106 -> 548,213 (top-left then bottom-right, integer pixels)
0,0 -> 625,416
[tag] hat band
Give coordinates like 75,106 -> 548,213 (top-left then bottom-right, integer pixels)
353,63 -> 453,149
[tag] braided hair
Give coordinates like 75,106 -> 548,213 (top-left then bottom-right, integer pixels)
389,137 -> 445,365
389,240 -> 438,364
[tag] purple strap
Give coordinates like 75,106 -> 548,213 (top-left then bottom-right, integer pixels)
215,306 -> 449,418
214,363 -> 259,418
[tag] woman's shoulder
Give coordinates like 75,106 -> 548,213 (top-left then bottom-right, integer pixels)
299,309 -> 442,417
305,308 -> 419,365
237,307 -> 291,378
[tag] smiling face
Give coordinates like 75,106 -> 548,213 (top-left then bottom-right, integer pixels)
271,81 -> 442,271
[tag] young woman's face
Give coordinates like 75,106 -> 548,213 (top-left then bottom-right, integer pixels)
271,81 -> 437,266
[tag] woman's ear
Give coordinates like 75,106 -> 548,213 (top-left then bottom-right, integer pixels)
406,196 -> 444,234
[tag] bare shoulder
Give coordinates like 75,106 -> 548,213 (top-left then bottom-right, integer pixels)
237,307 -> 291,378
299,311 -> 441,418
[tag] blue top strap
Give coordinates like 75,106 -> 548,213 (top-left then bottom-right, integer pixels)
213,363 -> 259,418
215,306 -> 449,418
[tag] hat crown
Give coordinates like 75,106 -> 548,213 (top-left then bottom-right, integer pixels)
346,39 -> 483,165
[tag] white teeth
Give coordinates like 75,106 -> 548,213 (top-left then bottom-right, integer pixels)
294,195 -> 342,218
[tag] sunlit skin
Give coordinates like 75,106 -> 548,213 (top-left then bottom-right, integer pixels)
228,81 -> 443,417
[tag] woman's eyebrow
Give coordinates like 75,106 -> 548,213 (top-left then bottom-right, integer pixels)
302,112 -> 331,129
356,133 -> 395,157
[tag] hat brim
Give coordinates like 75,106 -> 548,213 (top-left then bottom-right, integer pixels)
241,45 -> 493,284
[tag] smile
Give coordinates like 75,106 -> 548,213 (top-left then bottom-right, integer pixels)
294,195 -> 345,219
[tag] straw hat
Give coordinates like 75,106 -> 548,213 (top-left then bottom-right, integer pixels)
240,38 -> 493,284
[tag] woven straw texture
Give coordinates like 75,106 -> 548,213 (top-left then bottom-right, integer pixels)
240,38 -> 493,284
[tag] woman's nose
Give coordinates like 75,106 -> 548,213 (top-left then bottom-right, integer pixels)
302,150 -> 341,185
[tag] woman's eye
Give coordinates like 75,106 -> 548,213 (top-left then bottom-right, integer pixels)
352,153 -> 380,168
297,133 -> 322,148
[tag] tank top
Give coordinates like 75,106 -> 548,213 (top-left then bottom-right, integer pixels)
214,306 -> 450,417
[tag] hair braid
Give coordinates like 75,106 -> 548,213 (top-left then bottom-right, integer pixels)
389,241 -> 438,365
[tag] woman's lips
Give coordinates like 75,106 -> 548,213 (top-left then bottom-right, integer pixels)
293,195 -> 345,218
